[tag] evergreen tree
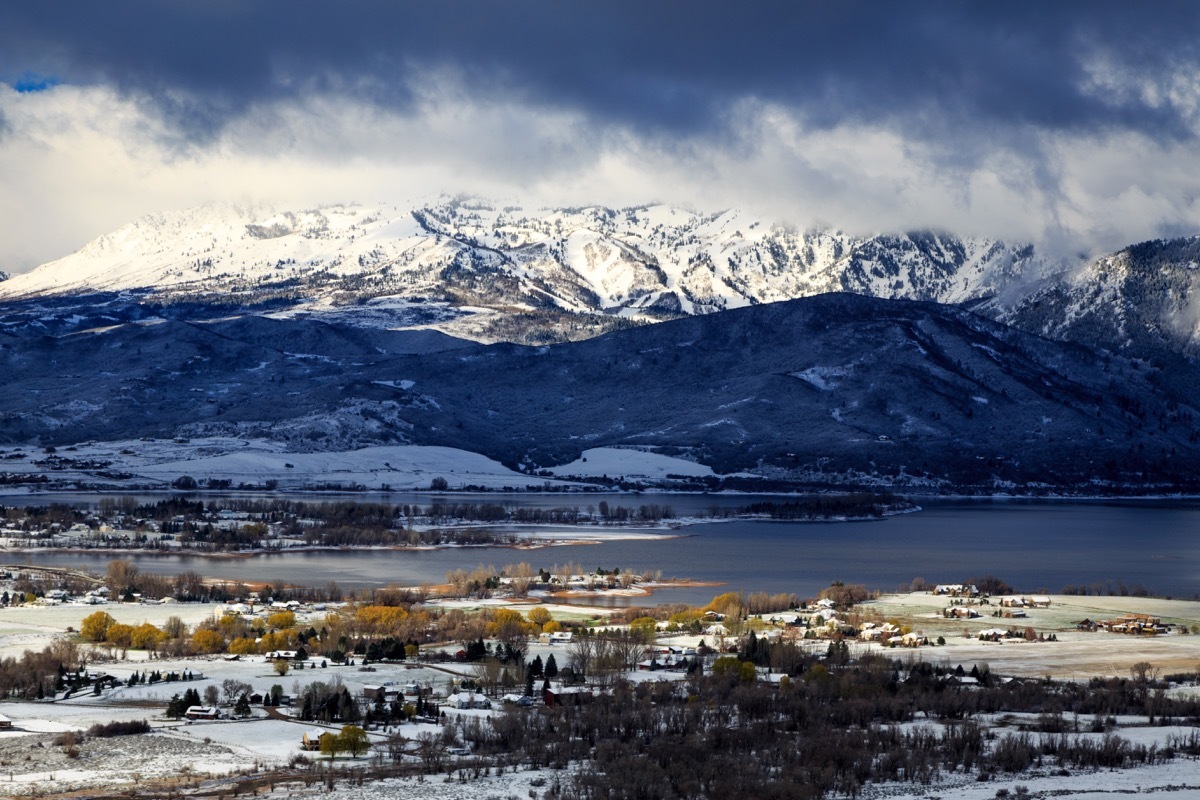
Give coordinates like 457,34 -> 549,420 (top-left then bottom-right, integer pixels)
545,653 -> 559,679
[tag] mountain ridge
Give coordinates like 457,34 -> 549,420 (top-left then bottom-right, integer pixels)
1,292 -> 1196,492
0,198 -> 1062,345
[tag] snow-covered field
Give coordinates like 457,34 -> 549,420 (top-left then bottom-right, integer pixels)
862,592 -> 1200,678
0,437 -> 576,492
546,447 -> 716,480
0,438 -> 744,494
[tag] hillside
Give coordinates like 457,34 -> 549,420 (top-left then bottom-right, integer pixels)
980,236 -> 1200,358
1,294 -> 1195,491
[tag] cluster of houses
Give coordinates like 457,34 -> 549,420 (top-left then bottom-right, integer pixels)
932,584 -> 980,597
215,598 -> 323,618
858,622 -> 927,647
32,587 -> 111,606
361,682 -> 433,704
1085,613 -> 1169,635
536,631 -> 573,645
638,644 -> 700,670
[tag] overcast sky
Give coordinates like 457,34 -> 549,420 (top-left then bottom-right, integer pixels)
2,2 -> 1200,273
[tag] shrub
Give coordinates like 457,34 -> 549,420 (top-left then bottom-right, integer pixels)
87,720 -> 150,738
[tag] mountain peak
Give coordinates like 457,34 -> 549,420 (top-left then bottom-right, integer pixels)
0,199 -> 1062,345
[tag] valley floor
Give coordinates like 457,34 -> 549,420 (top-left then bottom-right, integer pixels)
0,592 -> 1194,797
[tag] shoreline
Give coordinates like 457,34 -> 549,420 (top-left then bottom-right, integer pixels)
6,484 -> 1200,500
539,579 -> 724,600
0,531 -> 691,560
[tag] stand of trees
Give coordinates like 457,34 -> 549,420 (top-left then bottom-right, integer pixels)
453,650 -> 1200,799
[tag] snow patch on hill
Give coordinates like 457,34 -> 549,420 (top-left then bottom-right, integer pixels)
547,447 -> 716,480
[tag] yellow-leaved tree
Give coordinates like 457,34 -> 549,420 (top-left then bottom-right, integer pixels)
130,622 -> 167,651
266,610 -> 296,630
105,623 -> 134,648
80,611 -> 116,642
191,628 -> 226,654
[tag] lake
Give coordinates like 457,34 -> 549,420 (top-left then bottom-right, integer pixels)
4,498 -> 1199,605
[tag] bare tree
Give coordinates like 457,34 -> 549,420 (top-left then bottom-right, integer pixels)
507,562 -> 535,596
416,731 -> 446,773
222,678 -> 252,705
566,634 -> 599,680
603,631 -> 647,674
386,732 -> 409,762
106,559 -> 140,598
1130,661 -> 1160,684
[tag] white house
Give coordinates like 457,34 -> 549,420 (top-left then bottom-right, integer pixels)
446,692 -> 491,710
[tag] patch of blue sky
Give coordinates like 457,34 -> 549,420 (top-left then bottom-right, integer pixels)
13,72 -> 61,93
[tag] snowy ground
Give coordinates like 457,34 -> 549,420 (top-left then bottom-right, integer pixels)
0,437 -> 580,492
547,447 -> 716,480
860,592 -> 1200,678
0,438 -> 739,493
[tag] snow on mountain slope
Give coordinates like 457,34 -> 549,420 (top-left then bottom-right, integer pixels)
0,199 -> 1059,341
979,235 -> 1200,357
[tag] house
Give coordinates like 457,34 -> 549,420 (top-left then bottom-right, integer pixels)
185,706 -> 219,720
854,623 -> 902,642
446,692 -> 491,710
1027,595 -> 1052,608
543,686 -> 593,707
998,597 -> 1026,608
302,729 -> 331,750
216,603 -> 253,618
93,674 -> 120,690
362,686 -> 394,702
0,713 -> 11,729
934,584 -> 980,598
1101,613 -> 1166,635
977,628 -> 1008,642
943,606 -> 980,619
501,693 -> 534,706
638,653 -> 692,671
859,623 -> 886,641
538,631 -> 574,645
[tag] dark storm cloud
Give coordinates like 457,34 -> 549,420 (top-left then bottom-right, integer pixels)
3,1 -> 1198,145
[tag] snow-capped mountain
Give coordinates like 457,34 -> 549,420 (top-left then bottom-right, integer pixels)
4,200 -> 1200,491
979,236 -> 1200,358
0,198 -> 1058,343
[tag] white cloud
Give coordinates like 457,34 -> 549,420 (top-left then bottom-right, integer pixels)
3,74 -> 1200,275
